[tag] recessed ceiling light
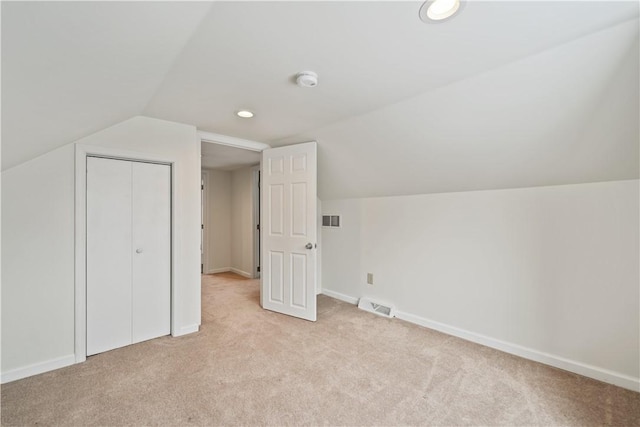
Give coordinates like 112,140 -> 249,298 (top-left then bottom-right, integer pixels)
236,110 -> 254,118
420,0 -> 462,22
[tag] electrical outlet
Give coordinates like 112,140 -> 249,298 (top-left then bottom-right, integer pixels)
367,273 -> 374,285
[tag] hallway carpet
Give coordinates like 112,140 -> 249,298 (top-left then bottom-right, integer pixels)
2,273 -> 639,425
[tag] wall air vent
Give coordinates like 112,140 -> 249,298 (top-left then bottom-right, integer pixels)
322,215 -> 341,228
358,297 -> 396,318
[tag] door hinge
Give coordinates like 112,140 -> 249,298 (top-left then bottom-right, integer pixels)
257,224 -> 260,230
257,266 -> 261,273
201,184 -> 204,190
201,224 -> 204,230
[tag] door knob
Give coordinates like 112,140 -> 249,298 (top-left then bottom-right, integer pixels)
305,243 -> 313,249
136,248 -> 143,254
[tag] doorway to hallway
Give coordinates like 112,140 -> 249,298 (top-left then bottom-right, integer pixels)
201,142 -> 261,279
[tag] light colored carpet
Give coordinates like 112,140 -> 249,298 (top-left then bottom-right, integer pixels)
2,273 -> 639,426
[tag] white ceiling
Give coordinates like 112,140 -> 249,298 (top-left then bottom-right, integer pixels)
3,1 -> 638,199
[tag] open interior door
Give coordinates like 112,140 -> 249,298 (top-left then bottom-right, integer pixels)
261,141 -> 317,321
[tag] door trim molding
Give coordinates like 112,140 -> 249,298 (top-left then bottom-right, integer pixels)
198,130 -> 271,152
201,170 -> 209,276
74,144 -> 176,364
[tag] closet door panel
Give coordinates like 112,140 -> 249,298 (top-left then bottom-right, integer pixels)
86,157 -> 133,356
131,162 -> 171,343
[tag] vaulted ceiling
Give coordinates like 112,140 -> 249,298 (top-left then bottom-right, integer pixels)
3,1 -> 638,199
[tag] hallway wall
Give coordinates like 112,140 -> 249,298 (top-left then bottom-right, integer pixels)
204,169 -> 231,273
203,165 -> 256,278
230,167 -> 256,277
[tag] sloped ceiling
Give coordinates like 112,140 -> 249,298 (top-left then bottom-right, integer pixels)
2,1 -> 638,199
1,1 -> 213,170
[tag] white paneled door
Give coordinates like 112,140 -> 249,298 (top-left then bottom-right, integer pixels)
87,157 -> 171,356
261,142 -> 317,321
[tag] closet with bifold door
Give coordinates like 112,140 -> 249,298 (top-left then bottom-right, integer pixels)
86,156 -> 171,356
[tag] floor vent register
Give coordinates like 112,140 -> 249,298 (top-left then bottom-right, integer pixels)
358,297 -> 396,318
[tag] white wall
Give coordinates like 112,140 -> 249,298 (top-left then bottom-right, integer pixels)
78,116 -> 201,336
321,180 -> 639,390
230,167 -> 255,277
2,144 -> 76,379
1,116 -> 201,383
204,169 -> 231,273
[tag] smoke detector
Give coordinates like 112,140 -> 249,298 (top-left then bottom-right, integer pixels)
296,71 -> 318,88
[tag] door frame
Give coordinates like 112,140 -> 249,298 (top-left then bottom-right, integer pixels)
252,165 -> 261,279
74,144 -> 176,363
199,131 -> 270,280
201,170 -> 209,275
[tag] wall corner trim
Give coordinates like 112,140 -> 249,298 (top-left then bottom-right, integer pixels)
0,354 -> 76,384
393,310 -> 640,392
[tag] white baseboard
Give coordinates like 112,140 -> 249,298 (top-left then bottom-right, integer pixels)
1,354 -> 76,384
209,267 -> 253,278
320,287 -> 639,392
173,324 -> 200,337
394,310 -> 639,392
230,267 -> 253,278
321,289 -> 359,305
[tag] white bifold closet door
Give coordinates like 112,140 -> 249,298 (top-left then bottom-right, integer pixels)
86,157 -> 171,356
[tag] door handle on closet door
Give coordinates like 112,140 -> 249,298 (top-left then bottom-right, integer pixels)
136,248 -> 143,254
